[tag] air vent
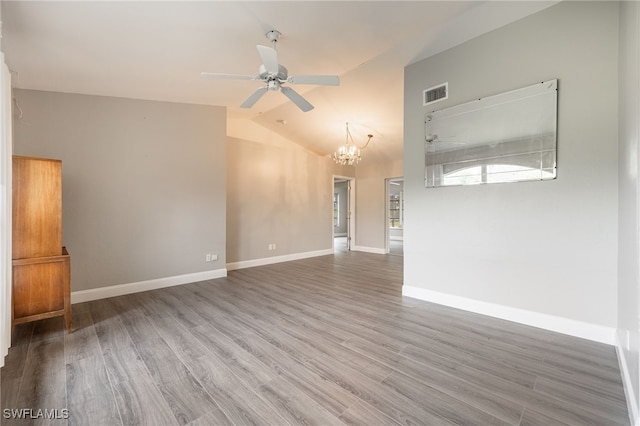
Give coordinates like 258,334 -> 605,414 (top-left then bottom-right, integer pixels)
423,82 -> 448,106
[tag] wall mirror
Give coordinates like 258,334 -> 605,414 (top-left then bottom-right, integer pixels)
425,79 -> 557,188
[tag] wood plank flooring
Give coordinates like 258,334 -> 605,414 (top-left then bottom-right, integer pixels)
1,251 -> 630,425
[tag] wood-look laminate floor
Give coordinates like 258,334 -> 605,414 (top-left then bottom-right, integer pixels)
1,251 -> 630,425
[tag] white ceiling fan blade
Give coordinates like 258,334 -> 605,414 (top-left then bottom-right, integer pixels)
287,75 -> 340,86
200,72 -> 257,80
256,45 -> 279,75
281,86 -> 314,112
240,87 -> 268,108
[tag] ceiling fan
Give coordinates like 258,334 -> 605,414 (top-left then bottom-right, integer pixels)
201,30 -> 340,112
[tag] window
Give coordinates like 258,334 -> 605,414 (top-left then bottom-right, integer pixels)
442,166 -> 483,186
486,164 -> 554,183
443,164 -> 554,186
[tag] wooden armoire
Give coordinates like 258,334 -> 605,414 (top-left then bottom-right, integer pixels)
12,156 -> 71,332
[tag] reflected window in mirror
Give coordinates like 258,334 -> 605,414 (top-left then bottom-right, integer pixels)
443,164 -> 556,186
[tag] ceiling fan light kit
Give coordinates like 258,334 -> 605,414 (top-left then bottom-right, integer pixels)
201,30 -> 340,112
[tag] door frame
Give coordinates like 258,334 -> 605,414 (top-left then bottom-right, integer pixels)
332,175 -> 356,252
385,177 -> 404,254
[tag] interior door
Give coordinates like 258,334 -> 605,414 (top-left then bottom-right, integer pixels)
346,180 -> 351,251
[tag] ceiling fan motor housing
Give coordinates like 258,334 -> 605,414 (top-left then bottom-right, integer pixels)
259,64 -> 288,82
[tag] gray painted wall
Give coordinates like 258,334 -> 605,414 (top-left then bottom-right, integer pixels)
226,136 -> 344,263
403,2 -> 619,327
354,159 -> 403,250
12,89 -> 227,291
618,0 -> 640,419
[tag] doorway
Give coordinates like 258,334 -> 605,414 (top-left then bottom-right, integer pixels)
386,178 -> 404,256
333,176 -> 355,253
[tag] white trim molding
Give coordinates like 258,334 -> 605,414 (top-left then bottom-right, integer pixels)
0,54 -> 12,368
226,249 -> 333,271
351,245 -> 387,255
615,332 -> 640,426
71,269 -> 227,304
403,285 -> 616,345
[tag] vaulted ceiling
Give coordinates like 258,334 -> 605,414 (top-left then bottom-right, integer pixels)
2,1 -> 556,163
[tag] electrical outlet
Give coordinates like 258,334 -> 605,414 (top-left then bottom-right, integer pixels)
205,253 -> 218,262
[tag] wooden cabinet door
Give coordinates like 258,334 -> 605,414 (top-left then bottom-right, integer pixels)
13,258 -> 66,318
12,156 -> 62,259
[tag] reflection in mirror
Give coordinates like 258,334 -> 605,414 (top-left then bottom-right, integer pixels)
425,80 -> 557,188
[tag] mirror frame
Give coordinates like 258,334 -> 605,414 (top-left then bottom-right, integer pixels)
425,79 -> 558,188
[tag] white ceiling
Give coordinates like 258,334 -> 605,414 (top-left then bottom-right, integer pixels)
1,1 -> 557,163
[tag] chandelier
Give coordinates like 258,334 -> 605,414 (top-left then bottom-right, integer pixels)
332,122 -> 373,166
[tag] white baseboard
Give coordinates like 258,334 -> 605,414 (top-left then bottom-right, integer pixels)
402,285 -> 616,345
615,332 -> 640,426
71,269 -> 227,304
351,245 -> 387,255
226,249 -> 333,271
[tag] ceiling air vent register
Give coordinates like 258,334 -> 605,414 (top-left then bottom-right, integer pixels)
423,82 -> 448,106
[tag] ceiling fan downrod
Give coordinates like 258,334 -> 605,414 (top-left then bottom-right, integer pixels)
265,30 -> 281,49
